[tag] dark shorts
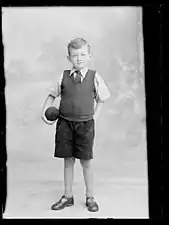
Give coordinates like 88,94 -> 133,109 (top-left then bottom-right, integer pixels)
54,118 -> 95,160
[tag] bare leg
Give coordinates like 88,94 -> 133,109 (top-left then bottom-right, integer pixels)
80,159 -> 93,197
64,157 -> 75,198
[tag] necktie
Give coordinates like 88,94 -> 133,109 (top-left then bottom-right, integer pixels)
74,71 -> 82,83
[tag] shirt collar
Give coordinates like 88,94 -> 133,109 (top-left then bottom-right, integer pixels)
69,67 -> 88,78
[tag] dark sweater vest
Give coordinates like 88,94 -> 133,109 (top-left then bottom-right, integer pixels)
59,69 -> 96,121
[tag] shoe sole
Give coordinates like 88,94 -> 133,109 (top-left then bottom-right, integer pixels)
87,208 -> 99,212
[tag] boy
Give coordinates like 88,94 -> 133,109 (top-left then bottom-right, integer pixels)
41,38 -> 110,212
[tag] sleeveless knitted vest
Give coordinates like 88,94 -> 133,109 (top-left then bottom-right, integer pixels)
59,69 -> 96,121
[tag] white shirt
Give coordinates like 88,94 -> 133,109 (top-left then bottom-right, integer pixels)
48,67 -> 111,103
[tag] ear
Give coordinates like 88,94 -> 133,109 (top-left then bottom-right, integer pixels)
88,52 -> 92,59
67,55 -> 70,61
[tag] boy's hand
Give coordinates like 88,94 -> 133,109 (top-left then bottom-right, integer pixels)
94,102 -> 103,122
93,114 -> 98,122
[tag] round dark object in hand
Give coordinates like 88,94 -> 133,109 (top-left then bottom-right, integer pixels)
45,107 -> 59,121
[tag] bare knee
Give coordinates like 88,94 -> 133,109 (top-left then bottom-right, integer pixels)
64,157 -> 75,168
80,159 -> 92,169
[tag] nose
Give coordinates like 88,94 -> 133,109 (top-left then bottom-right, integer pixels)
77,54 -> 81,61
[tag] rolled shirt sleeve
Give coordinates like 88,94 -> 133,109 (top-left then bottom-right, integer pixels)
94,72 -> 111,103
48,72 -> 63,98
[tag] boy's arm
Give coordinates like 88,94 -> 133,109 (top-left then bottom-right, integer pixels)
41,72 -> 63,125
94,72 -> 111,121
41,94 -> 56,125
94,102 -> 104,121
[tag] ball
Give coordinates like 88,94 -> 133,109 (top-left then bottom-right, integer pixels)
45,107 -> 59,121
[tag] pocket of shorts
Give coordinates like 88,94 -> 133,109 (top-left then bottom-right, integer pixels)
56,119 -> 73,141
76,120 -> 94,144
84,120 -> 94,132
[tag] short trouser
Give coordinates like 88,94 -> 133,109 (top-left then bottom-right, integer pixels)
54,118 -> 95,160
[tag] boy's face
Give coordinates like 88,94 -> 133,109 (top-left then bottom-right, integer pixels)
67,45 -> 91,70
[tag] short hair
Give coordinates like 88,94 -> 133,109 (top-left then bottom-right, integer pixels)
67,38 -> 90,55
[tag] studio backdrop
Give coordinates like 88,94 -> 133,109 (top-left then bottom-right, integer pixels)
2,7 -> 148,218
